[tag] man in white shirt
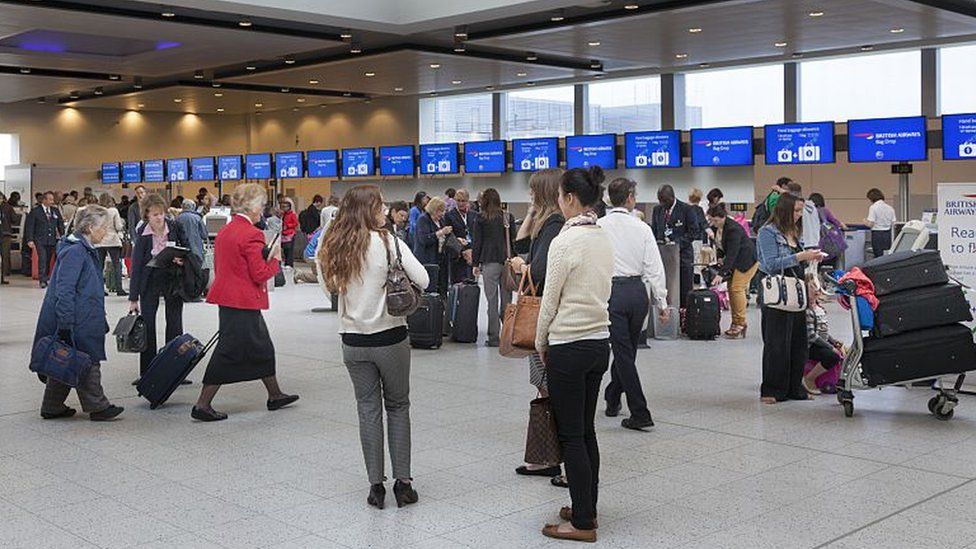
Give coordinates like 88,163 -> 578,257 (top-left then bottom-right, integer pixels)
865,188 -> 896,258
319,195 -> 339,234
597,178 -> 670,431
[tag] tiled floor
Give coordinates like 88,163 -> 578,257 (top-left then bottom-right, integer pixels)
3,276 -> 976,548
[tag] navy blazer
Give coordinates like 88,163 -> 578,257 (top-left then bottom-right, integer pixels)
412,212 -> 443,265
444,208 -> 478,246
25,205 -> 64,247
129,219 -> 187,302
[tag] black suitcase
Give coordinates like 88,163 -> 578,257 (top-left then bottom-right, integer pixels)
448,282 -> 480,343
685,289 -> 721,340
423,264 -> 440,294
407,294 -> 444,349
872,284 -> 973,338
861,324 -> 976,387
137,333 -> 218,409
861,249 -> 948,296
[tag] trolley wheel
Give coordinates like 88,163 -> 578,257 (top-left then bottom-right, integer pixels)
842,400 -> 854,418
934,407 -> 955,421
928,396 -> 940,414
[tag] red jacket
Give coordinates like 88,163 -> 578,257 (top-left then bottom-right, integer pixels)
282,210 -> 298,242
207,215 -> 280,310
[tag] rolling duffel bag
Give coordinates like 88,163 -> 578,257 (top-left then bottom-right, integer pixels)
860,324 -> 976,387
860,249 -> 948,297
871,284 -> 973,338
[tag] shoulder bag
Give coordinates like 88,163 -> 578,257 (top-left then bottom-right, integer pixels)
501,213 -> 519,293
761,266 -> 808,312
383,232 -> 423,317
29,335 -> 93,387
499,270 -> 542,357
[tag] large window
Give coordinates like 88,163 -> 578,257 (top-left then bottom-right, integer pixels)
685,65 -> 783,129
587,76 -> 661,133
0,134 -> 19,181
940,44 -> 976,114
799,50 -> 921,122
419,94 -> 492,144
504,85 -> 575,139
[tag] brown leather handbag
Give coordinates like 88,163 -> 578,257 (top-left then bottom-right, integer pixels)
499,271 -> 541,358
524,395 -> 561,467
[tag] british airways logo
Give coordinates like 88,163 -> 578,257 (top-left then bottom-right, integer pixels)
853,132 -> 874,140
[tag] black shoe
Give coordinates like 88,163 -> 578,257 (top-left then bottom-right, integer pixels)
485,340 -> 500,348
605,403 -> 621,417
104,291 -> 109,296
621,417 -> 654,431
367,483 -> 386,509
191,406 -> 228,422
39,282 -> 47,289
116,290 -> 128,297
180,379 -> 192,385
267,394 -> 299,411
41,407 -> 76,420
90,405 -> 124,422
515,465 -> 561,477
131,377 -> 141,386
1,280 -> 9,285
393,480 -> 418,508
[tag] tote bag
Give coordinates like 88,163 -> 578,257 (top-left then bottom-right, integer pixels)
524,395 -> 562,467
499,271 -> 541,357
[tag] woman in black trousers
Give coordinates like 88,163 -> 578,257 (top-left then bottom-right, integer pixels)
128,193 -> 188,382
471,188 -> 515,347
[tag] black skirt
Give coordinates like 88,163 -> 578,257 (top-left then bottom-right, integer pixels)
202,306 -> 276,385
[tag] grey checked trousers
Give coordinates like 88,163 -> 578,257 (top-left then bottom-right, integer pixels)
41,362 -> 111,415
342,339 -> 412,484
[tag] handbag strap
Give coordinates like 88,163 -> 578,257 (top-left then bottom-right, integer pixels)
518,269 -> 538,296
503,213 -> 512,260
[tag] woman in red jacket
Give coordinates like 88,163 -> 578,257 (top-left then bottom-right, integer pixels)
191,183 -> 299,421
281,198 -> 299,268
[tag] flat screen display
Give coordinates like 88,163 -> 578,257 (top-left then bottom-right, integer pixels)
847,116 -> 927,163
624,131 -> 682,169
306,150 -> 338,178
512,138 -> 558,172
419,143 -> 459,174
274,152 -> 304,179
121,161 -> 141,183
764,122 -> 836,165
341,148 -> 375,177
566,134 -> 617,169
166,158 -> 189,182
190,157 -> 215,181
245,153 -> 272,179
690,126 -> 755,166
942,113 -> 976,161
217,156 -> 242,180
101,162 -> 120,184
464,140 -> 506,173
143,160 -> 164,182
379,146 -> 415,176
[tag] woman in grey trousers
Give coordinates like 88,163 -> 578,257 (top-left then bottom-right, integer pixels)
318,185 -> 429,509
471,188 -> 516,347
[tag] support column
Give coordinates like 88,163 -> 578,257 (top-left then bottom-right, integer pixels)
661,73 -> 686,130
492,92 -> 504,140
784,62 -> 799,123
574,84 -> 587,135
921,48 -> 939,118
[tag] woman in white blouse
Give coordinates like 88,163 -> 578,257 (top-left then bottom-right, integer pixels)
864,188 -> 896,258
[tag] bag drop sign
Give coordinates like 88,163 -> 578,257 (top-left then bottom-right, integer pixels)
938,182 -> 976,320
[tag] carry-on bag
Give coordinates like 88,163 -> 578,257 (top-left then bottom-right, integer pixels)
29,335 -> 92,387
524,396 -> 561,467
113,313 -> 147,353
685,289 -> 721,340
861,249 -> 948,296
860,324 -> 976,387
871,284 -> 973,338
448,281 -> 480,343
137,333 -> 218,409
407,294 -> 444,349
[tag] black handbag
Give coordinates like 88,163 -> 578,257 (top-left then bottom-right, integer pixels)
444,234 -> 464,258
524,395 -> 562,467
113,313 -> 147,353
29,335 -> 93,387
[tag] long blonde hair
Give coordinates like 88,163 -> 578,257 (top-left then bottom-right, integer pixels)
523,168 -> 563,239
318,186 -> 385,294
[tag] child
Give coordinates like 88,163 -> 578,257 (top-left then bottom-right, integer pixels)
803,277 -> 845,395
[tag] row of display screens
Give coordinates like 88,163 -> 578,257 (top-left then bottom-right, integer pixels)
101,114 -> 976,183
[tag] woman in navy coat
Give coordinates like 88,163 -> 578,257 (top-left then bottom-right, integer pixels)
33,205 -> 124,421
411,196 -> 453,293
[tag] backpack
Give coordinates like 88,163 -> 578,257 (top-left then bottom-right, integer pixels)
750,202 -> 770,237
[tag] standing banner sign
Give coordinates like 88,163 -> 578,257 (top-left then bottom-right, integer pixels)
937,183 -> 976,323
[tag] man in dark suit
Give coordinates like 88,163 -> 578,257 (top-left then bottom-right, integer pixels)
127,185 -> 147,241
24,191 -> 64,288
443,189 -> 477,282
651,185 -> 700,308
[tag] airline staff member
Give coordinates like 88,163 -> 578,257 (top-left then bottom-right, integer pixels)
864,188 -> 896,258
651,185 -> 698,308
597,178 -> 670,431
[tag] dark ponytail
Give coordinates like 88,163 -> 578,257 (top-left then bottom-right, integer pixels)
561,166 -> 605,208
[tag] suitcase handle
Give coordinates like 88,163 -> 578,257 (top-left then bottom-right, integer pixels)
201,332 -> 220,355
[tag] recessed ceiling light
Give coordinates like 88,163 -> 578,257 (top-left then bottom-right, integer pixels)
254,102 -> 263,107
292,107 -> 299,112
429,63 -> 441,69
350,44 -> 363,54
342,92 -> 352,97
452,80 -> 462,85
137,103 -> 145,108
19,67 -> 30,74
890,27 -> 905,33
365,71 -> 376,77
256,111 -> 262,116
281,87 -> 290,93
486,86 -> 495,90
309,79 -> 319,84
284,57 -> 295,64
516,71 -> 527,77
173,98 -> 182,103
808,11 -> 824,17
775,42 -> 788,47
454,44 -> 466,53
551,9 -> 565,22
214,92 -> 223,97
69,92 -> 79,99
133,78 -> 143,90
364,98 -> 372,104
193,70 -> 204,79
593,75 -> 603,79
526,52 -> 538,61
161,11 -> 175,17
588,41 -> 601,46
340,30 -> 353,39
624,3 -> 639,9
454,26 -> 468,39
861,45 -> 875,51
245,64 -> 257,70
217,108 -> 224,112
688,27 -> 702,33
109,74 -> 121,80
675,53 -> 688,59
394,87 -> 404,92
238,19 -> 252,27
94,87 -> 104,95
526,81 -> 535,86
792,52 -> 803,58
429,92 -> 438,97
297,97 -> 306,102
699,62 -> 711,68
590,60 -> 602,69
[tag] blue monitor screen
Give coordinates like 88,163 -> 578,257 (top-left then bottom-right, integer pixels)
379,146 -> 415,176
942,113 -> 976,161
275,152 -> 304,179
624,131 -> 682,169
690,126 -> 754,166
190,157 -> 215,181
464,141 -> 506,173
419,143 -> 459,174
245,153 -> 272,179
217,156 -> 242,180
101,162 -> 120,184
342,148 -> 375,177
121,161 -> 141,183
764,122 -> 836,165
143,160 -> 164,182
847,116 -> 927,163
306,150 -> 338,178
566,134 -> 617,169
513,138 -> 558,172
166,158 -> 189,182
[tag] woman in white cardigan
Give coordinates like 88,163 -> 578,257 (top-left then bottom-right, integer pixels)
93,194 -> 127,296
318,185 -> 429,511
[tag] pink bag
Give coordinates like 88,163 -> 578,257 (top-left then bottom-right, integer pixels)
804,359 -> 841,393
713,285 -> 730,311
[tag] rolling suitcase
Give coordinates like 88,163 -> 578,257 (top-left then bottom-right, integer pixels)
448,281 -> 480,343
861,249 -> 948,296
137,333 -> 218,409
685,289 -> 721,340
861,324 -> 976,387
407,294 -> 444,349
872,284 -> 973,338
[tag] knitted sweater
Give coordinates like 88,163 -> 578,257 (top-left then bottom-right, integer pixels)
535,225 -> 613,352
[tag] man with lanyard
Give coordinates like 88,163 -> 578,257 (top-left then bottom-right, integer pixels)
598,178 -> 670,431
651,184 -> 698,309
24,191 -> 64,288
444,188 -> 476,282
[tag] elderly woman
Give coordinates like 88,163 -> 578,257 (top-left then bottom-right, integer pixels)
191,183 -> 298,421
95,194 -> 127,296
33,205 -> 124,421
412,196 -> 453,294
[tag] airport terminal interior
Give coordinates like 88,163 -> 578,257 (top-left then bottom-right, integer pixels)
2,0 -> 976,547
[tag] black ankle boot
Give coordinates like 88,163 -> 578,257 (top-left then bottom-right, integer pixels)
393,479 -> 418,508
367,483 -> 386,509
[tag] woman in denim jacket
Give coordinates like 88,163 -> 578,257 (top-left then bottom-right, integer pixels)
756,192 -> 824,404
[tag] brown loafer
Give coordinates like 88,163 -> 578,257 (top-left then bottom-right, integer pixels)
542,523 -> 596,543
559,507 -> 598,529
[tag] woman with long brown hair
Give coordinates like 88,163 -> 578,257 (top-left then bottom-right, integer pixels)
319,185 -> 429,510
471,188 -> 515,347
